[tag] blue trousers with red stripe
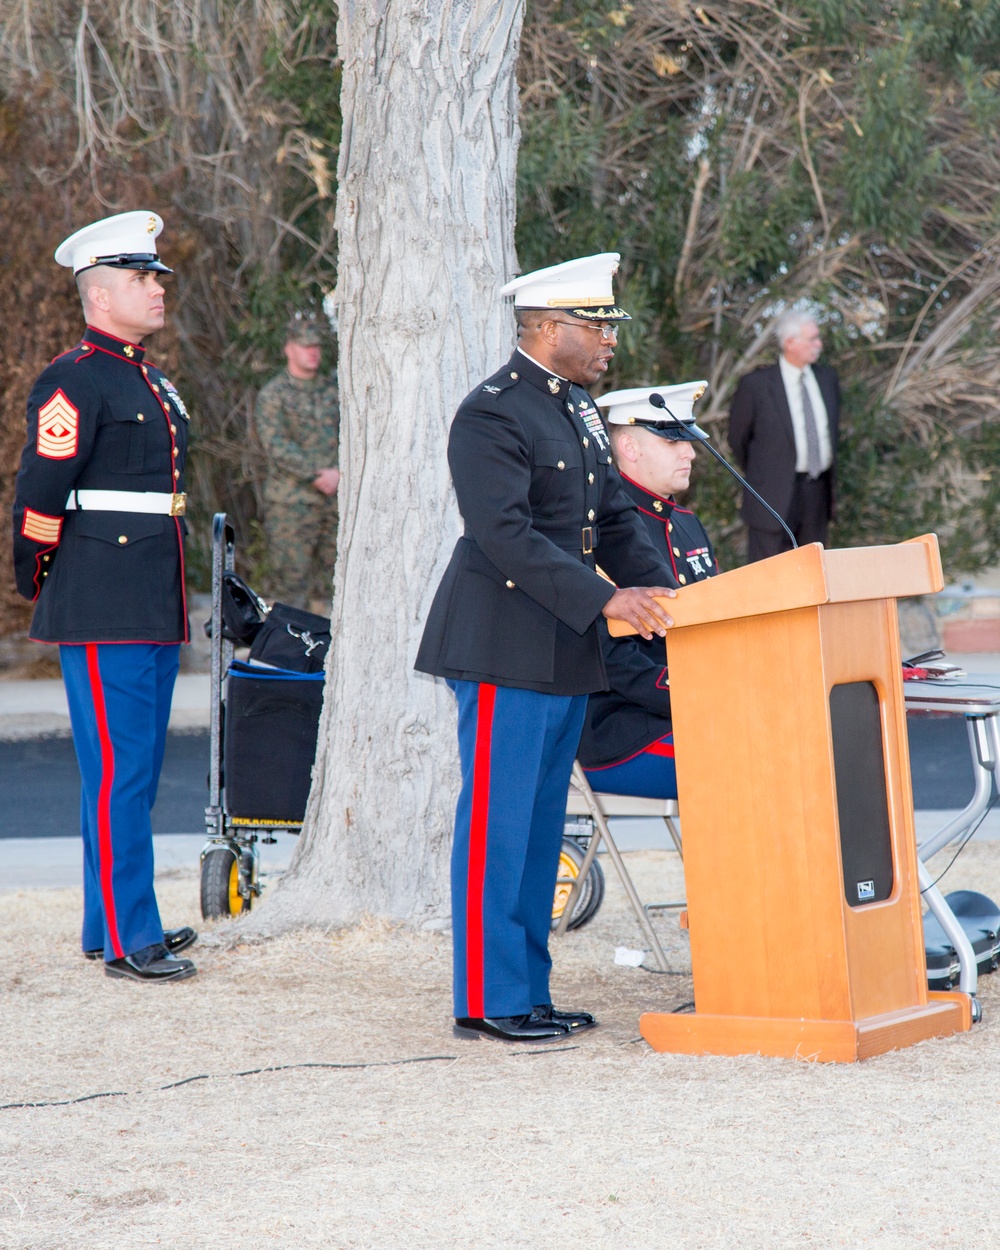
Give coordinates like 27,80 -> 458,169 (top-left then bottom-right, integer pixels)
582,733 -> 677,799
60,642 -> 180,960
449,680 -> 587,1019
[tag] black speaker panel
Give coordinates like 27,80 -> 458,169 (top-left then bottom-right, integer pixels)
829,681 -> 895,907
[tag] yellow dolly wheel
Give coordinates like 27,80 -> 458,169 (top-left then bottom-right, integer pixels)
551,836 -> 605,931
200,845 -> 249,919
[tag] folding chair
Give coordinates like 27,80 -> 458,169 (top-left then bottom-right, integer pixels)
557,761 -> 685,972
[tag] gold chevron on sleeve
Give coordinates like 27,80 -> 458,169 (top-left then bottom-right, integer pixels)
37,389 -> 80,460
21,508 -> 63,544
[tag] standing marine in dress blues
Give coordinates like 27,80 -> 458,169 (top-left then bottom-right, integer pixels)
416,253 -> 677,1042
12,211 -> 197,983
577,384 -> 718,798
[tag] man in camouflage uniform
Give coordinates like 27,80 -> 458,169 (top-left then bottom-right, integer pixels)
255,316 -> 340,608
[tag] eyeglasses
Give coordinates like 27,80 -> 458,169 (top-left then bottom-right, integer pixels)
545,318 -> 619,342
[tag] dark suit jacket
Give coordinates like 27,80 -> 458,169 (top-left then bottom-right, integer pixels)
728,362 -> 840,532
415,352 -> 675,696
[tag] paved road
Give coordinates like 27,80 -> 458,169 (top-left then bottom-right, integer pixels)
0,730 -> 211,839
0,714 -> 991,842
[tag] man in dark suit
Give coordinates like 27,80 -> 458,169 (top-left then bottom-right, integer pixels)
728,310 -> 840,562
416,253 -> 676,1043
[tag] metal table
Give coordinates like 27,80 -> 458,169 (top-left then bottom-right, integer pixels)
904,676 -> 1000,998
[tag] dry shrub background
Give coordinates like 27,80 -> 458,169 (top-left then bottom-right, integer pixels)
4,1 -> 1000,635
0,0 -> 338,636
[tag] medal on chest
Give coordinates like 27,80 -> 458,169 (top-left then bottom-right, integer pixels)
159,375 -> 190,421
575,400 -> 609,453
687,546 -> 711,577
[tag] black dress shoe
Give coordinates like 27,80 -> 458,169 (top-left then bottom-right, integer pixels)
454,1014 -> 570,1042
105,943 -> 197,983
84,925 -> 197,961
164,926 -> 198,955
532,1004 -> 598,1031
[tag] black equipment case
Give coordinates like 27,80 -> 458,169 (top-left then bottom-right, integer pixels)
223,661 -> 324,822
924,890 -> 1000,990
200,513 -> 329,918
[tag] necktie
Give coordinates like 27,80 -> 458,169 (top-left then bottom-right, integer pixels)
800,373 -> 822,479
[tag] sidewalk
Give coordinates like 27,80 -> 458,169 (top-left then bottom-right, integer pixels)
0,672 -> 211,740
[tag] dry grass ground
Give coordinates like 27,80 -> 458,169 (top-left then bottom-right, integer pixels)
2,846 -> 1000,1248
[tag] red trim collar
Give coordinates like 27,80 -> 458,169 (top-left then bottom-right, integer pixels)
82,325 -> 146,365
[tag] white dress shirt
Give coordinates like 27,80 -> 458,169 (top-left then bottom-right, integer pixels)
779,355 -> 833,475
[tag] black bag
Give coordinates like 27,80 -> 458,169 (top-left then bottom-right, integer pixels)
205,571 -> 269,644
247,603 -> 331,673
223,660 -> 325,822
924,890 -> 1000,989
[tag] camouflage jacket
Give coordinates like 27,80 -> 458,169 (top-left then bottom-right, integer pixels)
255,369 -> 339,486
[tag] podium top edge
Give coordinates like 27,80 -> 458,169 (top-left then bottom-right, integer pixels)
606,535 -> 943,636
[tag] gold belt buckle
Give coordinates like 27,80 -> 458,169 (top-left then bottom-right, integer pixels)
581,526 -> 593,555
170,493 -> 187,516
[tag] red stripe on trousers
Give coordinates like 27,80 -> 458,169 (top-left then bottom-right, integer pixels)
466,682 -> 496,1018
85,645 -> 124,959
643,738 -> 675,758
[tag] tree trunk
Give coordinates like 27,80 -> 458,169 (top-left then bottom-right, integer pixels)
248,0 -> 525,932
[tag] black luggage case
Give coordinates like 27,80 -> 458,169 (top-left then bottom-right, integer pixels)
223,660 -> 325,822
201,513 -> 331,919
924,890 -> 1000,989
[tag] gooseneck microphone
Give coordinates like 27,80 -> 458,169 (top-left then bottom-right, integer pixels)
648,393 -> 798,551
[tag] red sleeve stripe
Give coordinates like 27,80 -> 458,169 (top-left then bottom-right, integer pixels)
21,508 -> 63,544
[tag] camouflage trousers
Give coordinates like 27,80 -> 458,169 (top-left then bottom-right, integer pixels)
262,483 -> 338,610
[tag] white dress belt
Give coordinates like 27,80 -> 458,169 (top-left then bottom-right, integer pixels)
65,489 -> 187,516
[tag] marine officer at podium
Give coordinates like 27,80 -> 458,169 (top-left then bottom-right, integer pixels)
577,384 -> 718,798
11,212 -> 197,984
416,253 -> 676,1042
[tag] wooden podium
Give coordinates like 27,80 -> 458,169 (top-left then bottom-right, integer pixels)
610,536 -> 972,1062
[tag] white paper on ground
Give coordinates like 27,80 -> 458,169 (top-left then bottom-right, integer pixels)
614,946 -> 647,967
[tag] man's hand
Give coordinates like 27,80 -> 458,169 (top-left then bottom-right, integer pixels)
601,586 -> 676,640
313,467 -> 341,496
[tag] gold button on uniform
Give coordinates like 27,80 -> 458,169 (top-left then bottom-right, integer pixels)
152,384 -> 160,392
582,437 -> 589,448
505,580 -> 515,589
668,522 -> 673,532
170,424 -> 177,434
673,547 -> 681,556
568,403 -> 575,412
588,509 -> 595,521
557,460 -> 565,470
653,500 -> 663,512
172,447 -> 179,458
136,413 -> 144,422
678,574 -> 687,584
118,535 -> 128,545
510,372 -> 518,380
173,469 -> 180,479
606,456 -> 612,464
588,472 -> 594,484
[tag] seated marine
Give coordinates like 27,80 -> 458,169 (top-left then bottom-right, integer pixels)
576,383 -> 717,799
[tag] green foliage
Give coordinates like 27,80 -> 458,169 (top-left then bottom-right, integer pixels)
904,0 -> 1000,67
839,39 -> 940,241
719,166 -> 813,284
515,0 -> 1000,576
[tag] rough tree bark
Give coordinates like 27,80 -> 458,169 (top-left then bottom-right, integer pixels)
246,0 -> 525,932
